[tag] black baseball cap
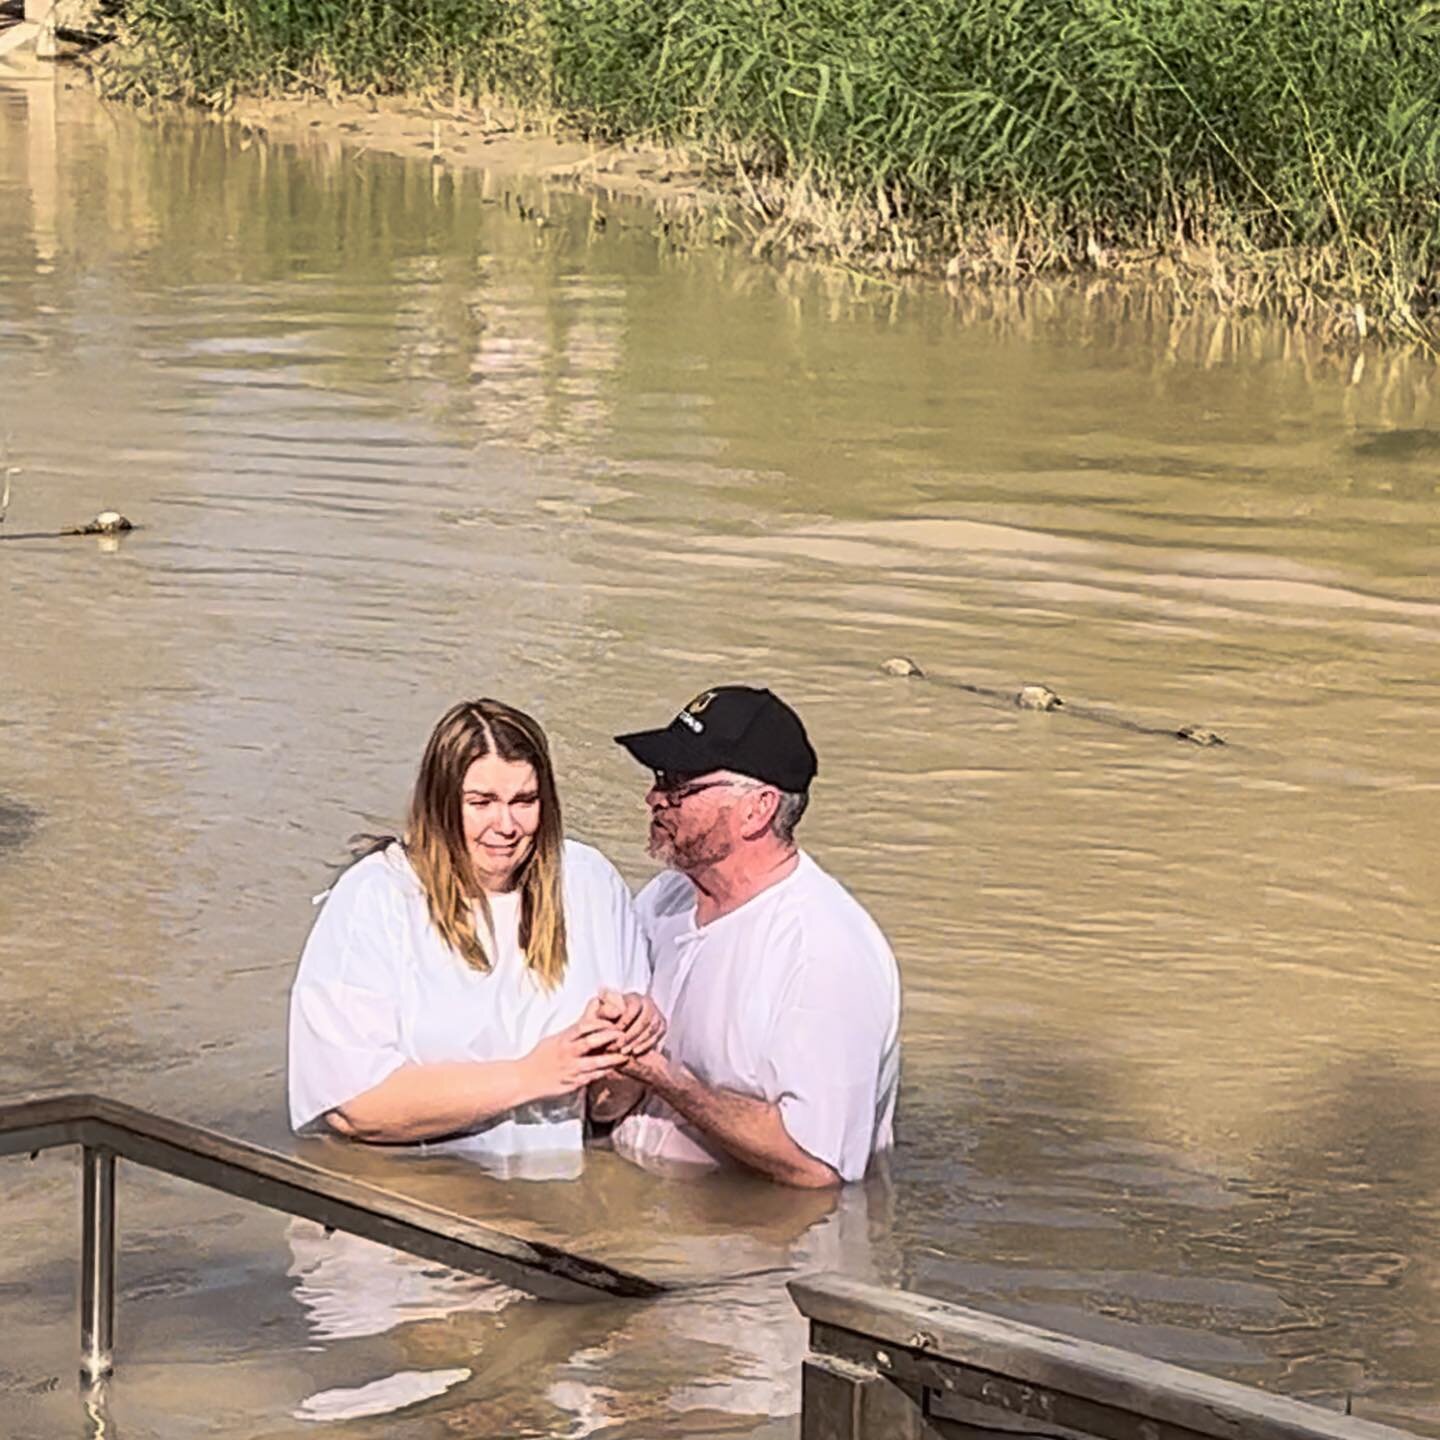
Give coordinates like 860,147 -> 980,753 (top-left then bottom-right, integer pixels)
615,686 -> 818,792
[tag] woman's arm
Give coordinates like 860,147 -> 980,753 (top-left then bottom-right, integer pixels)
328,1008 -> 627,1143
327,1059 -> 534,1142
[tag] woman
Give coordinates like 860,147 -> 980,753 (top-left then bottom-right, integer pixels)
287,698 -> 661,1171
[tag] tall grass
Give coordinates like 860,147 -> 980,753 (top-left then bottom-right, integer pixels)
93,0 -> 548,107
94,0 -> 1440,342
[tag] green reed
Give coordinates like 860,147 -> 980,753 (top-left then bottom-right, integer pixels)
96,0 -> 1440,341
93,0 -> 546,107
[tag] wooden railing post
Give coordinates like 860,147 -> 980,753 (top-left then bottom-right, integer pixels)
800,1352 -> 936,1440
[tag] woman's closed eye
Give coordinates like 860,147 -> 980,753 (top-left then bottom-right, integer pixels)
464,791 -> 540,808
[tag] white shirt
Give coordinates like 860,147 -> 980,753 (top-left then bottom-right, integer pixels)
287,839 -> 650,1173
612,851 -> 900,1183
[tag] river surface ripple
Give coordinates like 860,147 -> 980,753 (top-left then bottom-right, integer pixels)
1,79 -> 1439,1439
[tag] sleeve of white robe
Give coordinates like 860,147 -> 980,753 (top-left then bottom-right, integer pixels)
761,937 -> 897,1183
287,861 -> 410,1134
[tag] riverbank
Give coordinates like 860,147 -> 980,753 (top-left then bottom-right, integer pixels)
214,91 -> 728,218
81,0 -> 1440,351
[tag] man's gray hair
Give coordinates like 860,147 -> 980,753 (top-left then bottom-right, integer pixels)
769,788 -> 810,844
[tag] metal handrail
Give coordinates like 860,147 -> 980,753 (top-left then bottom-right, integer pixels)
0,1093 -> 664,1382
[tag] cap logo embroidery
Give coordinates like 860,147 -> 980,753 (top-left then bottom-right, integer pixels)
677,690 -> 715,733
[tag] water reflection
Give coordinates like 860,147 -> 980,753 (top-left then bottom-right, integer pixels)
287,1221 -> 520,1344
277,1157 -> 889,1433
2,72 -> 1439,1439
543,1172 -> 893,1436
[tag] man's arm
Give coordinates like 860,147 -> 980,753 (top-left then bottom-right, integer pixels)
621,1050 -> 840,1188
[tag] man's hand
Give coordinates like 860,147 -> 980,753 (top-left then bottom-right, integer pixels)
585,993 -> 666,1125
595,988 -> 666,1056
615,1043 -> 672,1089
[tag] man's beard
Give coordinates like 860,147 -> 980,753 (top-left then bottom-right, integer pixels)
647,813 -> 729,870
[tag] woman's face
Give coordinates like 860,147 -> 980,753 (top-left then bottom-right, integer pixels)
461,753 -> 542,893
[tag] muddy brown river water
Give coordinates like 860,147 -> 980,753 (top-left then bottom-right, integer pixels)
2,77 -> 1439,1440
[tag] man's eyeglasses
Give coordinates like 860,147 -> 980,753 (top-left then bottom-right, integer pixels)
649,772 -> 749,805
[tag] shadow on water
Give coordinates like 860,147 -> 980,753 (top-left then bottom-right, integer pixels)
891,1045 -> 1440,1427
0,797 -> 37,856
1212,1058 -> 1440,1422
1351,428 -> 1440,459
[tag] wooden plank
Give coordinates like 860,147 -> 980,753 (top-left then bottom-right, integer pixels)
801,1355 -> 870,1440
800,1354 -> 940,1440
817,1323 -> 1216,1440
924,1385 -> 1102,1440
0,1094 -> 664,1302
790,1276 -> 1414,1440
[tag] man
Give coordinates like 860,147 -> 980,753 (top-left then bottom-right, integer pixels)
596,685 -> 900,1188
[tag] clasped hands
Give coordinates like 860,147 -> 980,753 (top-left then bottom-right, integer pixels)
523,988 -> 667,1099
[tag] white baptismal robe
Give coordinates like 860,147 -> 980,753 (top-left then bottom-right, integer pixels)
288,839 -> 649,1174
613,851 -> 900,1182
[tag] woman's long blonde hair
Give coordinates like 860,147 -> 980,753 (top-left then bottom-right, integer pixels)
405,699 -> 568,988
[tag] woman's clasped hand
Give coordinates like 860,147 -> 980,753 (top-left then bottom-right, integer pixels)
522,991 -> 665,1100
